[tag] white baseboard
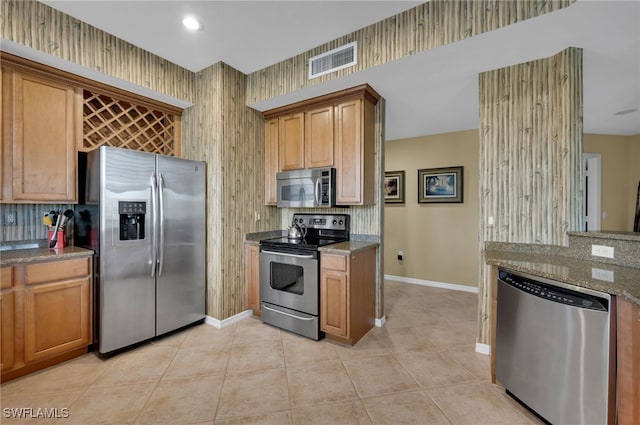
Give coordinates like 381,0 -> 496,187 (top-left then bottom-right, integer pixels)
375,316 -> 386,327
384,274 -> 478,294
205,310 -> 253,329
475,343 -> 490,355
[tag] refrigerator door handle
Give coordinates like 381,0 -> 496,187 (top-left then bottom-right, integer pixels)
150,172 -> 158,278
158,173 -> 166,276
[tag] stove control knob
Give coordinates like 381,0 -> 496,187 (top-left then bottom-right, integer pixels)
298,218 -> 303,224
339,220 -> 344,225
332,219 -> 337,225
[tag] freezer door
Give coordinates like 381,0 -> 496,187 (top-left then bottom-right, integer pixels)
156,155 -> 206,335
99,147 -> 157,354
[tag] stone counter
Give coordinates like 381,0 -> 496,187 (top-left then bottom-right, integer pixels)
1,246 -> 94,266
319,241 -> 379,254
484,248 -> 640,306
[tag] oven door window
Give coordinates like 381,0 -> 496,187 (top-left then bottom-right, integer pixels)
270,262 -> 304,295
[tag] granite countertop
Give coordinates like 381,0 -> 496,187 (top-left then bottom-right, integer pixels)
484,248 -> 640,307
1,246 -> 94,267
319,241 -> 379,254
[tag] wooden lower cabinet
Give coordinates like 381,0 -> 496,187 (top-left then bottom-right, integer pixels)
24,277 -> 91,363
0,289 -> 15,372
320,246 -> 376,346
245,243 -> 261,316
1,256 -> 93,382
617,297 -> 640,425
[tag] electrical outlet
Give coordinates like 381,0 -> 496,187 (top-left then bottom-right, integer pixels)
254,211 -> 261,222
591,245 -> 614,259
591,268 -> 614,282
488,216 -> 495,227
4,212 -> 16,226
397,250 -> 404,260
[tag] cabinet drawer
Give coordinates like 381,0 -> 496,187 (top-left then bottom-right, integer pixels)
1,267 -> 14,289
26,257 -> 91,285
321,254 -> 347,272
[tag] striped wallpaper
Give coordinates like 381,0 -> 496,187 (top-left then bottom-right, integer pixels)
246,0 -> 574,104
476,47 -> 583,344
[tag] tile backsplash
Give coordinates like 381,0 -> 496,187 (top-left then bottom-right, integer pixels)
0,204 -> 73,242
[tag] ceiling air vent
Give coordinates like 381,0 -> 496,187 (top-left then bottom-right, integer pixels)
308,42 -> 357,79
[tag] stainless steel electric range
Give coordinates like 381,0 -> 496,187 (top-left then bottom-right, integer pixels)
259,213 -> 350,340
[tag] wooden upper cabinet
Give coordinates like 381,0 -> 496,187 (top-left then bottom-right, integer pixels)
305,106 -> 334,168
2,67 -> 80,203
278,113 -> 305,171
335,98 -> 376,205
264,118 -> 279,205
263,84 -> 380,206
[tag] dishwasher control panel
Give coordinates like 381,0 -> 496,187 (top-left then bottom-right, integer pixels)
499,271 -> 608,311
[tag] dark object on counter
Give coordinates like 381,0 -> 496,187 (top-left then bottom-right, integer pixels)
49,212 -> 63,248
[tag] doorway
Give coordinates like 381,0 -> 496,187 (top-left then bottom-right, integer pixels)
583,153 -> 602,231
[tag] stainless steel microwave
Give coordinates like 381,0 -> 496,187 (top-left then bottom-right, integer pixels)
276,168 -> 336,208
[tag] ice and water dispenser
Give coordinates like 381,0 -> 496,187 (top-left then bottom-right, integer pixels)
118,201 -> 146,240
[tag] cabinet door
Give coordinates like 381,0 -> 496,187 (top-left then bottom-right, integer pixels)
24,277 -> 91,363
278,113 -> 304,171
265,118 -> 279,205
0,290 -> 15,372
305,106 -> 334,168
320,270 -> 349,337
11,70 -> 79,202
335,99 -> 363,204
617,297 -> 640,425
245,244 -> 261,315
335,98 -> 376,205
0,66 -> 5,202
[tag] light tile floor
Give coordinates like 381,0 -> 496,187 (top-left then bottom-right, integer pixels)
1,280 -> 545,425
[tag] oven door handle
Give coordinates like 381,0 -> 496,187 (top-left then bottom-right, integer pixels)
262,304 -> 315,321
261,250 -> 315,259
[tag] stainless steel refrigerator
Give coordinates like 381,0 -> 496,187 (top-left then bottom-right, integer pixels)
76,146 -> 206,355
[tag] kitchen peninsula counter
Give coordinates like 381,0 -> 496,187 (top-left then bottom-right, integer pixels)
319,240 -> 379,254
1,245 -> 94,267
484,245 -> 640,307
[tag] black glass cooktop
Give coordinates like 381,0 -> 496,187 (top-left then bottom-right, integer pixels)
260,236 -> 347,249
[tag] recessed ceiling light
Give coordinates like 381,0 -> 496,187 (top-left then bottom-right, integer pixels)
614,108 -> 638,116
182,16 -> 202,31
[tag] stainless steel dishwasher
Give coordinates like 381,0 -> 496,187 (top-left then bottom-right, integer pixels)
496,269 -> 615,425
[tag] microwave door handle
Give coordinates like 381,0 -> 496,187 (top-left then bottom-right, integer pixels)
315,179 -> 321,206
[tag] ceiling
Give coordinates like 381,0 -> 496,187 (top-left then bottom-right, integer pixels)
36,0 -> 640,140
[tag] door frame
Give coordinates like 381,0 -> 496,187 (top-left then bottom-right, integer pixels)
583,153 -> 602,231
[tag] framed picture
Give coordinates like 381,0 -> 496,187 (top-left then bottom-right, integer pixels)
384,171 -> 405,204
418,166 -> 463,203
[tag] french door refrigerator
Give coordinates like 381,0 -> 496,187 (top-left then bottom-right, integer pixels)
77,146 -> 206,355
